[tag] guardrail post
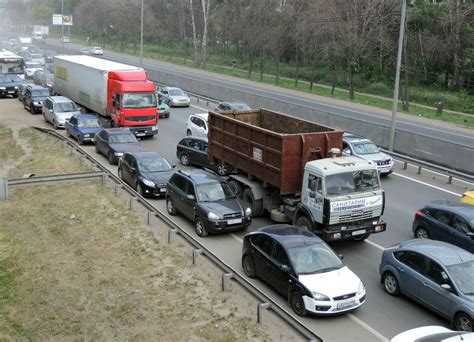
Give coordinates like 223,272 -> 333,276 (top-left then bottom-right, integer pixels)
257,303 -> 271,324
447,175 -> 453,184
403,161 -> 408,170
146,211 -> 151,225
192,249 -> 203,265
221,273 -> 234,292
417,166 -> 422,174
196,96 -> 200,104
0,179 -> 7,201
167,228 -> 177,244
206,99 -> 209,106
128,197 -> 135,210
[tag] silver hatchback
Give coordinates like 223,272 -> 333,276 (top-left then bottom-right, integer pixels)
379,239 -> 474,331
42,96 -> 82,129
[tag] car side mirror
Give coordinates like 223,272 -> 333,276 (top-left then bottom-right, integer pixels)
441,284 -> 452,291
466,232 -> 474,239
309,190 -> 315,198
338,254 -> 344,261
280,264 -> 291,273
172,165 -> 176,169
342,148 -> 351,155
187,194 -> 195,201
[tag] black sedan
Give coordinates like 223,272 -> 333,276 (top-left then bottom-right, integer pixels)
0,74 -> 24,98
118,151 -> 175,197
412,200 -> 474,253
94,128 -> 144,165
166,169 -> 252,237
176,136 -> 215,169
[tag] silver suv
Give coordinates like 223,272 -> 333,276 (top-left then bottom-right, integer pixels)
186,113 -> 208,137
42,96 -> 81,129
342,133 -> 393,176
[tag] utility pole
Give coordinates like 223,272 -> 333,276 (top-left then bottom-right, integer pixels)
139,0 -> 144,67
388,0 -> 407,152
61,0 -> 64,50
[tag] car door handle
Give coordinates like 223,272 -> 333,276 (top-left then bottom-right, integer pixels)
423,282 -> 430,288
397,267 -> 404,272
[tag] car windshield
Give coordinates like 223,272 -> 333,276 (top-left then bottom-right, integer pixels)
353,142 -> 380,155
168,89 -> 185,96
326,170 -> 380,196
196,182 -> 235,202
109,133 -> 137,144
78,119 -> 100,128
25,62 -> 41,68
138,157 -> 172,173
287,243 -> 344,275
55,102 -> 78,112
30,54 -> 42,59
32,89 -> 50,97
230,103 -> 251,110
446,261 -> 474,295
122,93 -> 157,108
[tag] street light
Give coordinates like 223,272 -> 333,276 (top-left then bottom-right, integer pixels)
139,0 -> 144,67
388,0 -> 407,152
61,0 -> 64,51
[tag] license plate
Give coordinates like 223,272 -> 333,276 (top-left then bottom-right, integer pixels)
8,91 -> 14,94
352,229 -> 366,236
136,133 -> 146,137
227,218 -> 242,225
337,300 -> 356,309
160,188 -> 166,192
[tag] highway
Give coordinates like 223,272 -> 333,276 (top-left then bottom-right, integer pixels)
6,93 -> 471,341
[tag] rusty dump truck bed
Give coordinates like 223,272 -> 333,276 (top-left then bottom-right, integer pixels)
208,109 -> 343,195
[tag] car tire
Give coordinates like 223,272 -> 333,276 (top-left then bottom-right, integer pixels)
295,216 -> 312,232
414,227 -> 430,239
179,153 -> 190,166
53,120 -> 59,129
166,198 -> 176,215
216,161 -> 231,176
42,113 -> 48,123
30,105 -> 35,115
108,152 -> 115,165
118,167 -> 123,180
136,182 -> 145,197
194,217 -> 208,237
242,255 -> 255,278
290,291 -> 307,317
66,129 -> 71,138
382,272 -> 400,296
95,143 -> 100,154
453,313 -> 473,332
78,136 -> 84,145
242,188 -> 263,217
186,129 -> 192,136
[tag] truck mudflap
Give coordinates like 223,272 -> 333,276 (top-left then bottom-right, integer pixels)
321,221 -> 387,241
127,125 -> 158,137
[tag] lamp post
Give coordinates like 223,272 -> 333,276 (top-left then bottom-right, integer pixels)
139,0 -> 144,67
388,0 -> 407,152
61,0 -> 64,50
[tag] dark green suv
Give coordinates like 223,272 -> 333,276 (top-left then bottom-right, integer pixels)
166,170 -> 252,237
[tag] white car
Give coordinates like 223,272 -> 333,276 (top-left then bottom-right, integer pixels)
186,113 -> 208,137
391,326 -> 474,342
23,61 -> 43,79
158,86 -> 191,107
90,47 -> 103,55
342,133 -> 394,176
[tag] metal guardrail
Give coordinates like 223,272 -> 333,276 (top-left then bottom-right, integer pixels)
7,171 -> 105,186
29,126 -> 322,342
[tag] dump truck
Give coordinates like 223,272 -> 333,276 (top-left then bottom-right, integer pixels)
208,109 -> 386,241
53,55 -> 158,137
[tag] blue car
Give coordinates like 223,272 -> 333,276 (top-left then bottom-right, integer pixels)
65,114 -> 102,145
379,239 -> 474,332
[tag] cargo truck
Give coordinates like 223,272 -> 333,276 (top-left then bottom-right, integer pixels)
53,55 -> 158,137
208,109 -> 386,241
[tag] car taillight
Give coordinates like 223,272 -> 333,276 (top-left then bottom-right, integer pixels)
415,210 -> 424,218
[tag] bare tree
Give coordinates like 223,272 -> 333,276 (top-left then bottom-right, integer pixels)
200,0 -> 212,68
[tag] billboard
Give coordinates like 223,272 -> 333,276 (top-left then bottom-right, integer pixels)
52,14 -> 73,26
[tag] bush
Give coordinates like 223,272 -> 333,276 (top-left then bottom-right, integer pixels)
365,82 -> 391,96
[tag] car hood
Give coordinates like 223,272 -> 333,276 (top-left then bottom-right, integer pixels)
142,170 -> 174,185
170,95 -> 189,101
56,112 -> 78,120
109,143 -> 144,153
298,266 -> 361,298
199,198 -> 245,216
158,103 -> 170,110
77,127 -> 102,134
356,152 -> 391,162
0,80 -> 23,87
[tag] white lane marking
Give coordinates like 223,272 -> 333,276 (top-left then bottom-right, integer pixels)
392,172 -> 463,197
364,239 -> 385,251
191,104 -> 210,111
348,313 -> 389,342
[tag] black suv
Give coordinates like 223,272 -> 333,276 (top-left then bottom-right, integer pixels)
176,136 -> 215,170
23,84 -> 50,114
166,170 -> 252,237
412,200 -> 474,253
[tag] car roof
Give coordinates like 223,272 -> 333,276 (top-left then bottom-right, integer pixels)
48,95 -> 74,103
399,239 -> 474,266
177,169 -> 223,184
191,113 -> 208,120
126,151 -> 164,159
426,200 -> 474,220
343,133 -> 372,143
180,136 -> 208,143
252,225 -> 324,248
74,114 -> 97,120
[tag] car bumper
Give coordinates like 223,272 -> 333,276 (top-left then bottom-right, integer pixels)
127,126 -> 158,137
80,134 -> 96,143
159,110 -> 170,118
303,292 -> 366,315
203,216 -> 252,233
322,221 -> 387,241
142,183 -> 167,197
171,100 -> 190,107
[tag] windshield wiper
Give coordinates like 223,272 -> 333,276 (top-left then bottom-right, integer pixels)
314,266 -> 341,274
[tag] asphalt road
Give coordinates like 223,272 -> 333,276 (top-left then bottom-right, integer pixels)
4,95 -> 471,341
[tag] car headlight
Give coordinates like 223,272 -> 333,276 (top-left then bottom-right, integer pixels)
14,86 -> 18,89
245,207 -> 252,216
151,125 -> 158,130
114,152 -> 124,157
0,87 -> 6,90
83,134 -> 90,138
207,212 -> 220,220
358,281 -> 365,294
142,179 -> 155,187
312,292 -> 330,301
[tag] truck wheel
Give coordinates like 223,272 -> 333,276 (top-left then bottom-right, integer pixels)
295,216 -> 312,231
242,188 -> 263,217
228,179 -> 243,197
